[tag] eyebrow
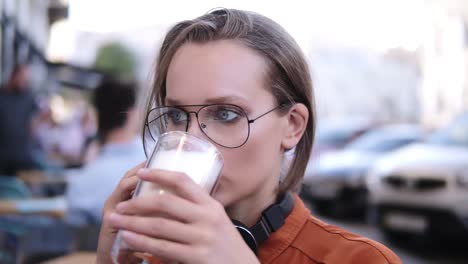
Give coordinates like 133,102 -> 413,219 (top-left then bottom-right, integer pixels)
165,95 -> 248,105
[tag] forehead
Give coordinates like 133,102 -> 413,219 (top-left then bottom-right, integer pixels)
165,40 -> 272,105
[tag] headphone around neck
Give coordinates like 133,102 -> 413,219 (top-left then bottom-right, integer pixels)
232,192 -> 294,254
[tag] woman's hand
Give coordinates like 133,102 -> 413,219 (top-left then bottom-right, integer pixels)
108,169 -> 260,264
96,162 -> 145,264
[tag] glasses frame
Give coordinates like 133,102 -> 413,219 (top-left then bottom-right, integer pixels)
145,103 -> 287,148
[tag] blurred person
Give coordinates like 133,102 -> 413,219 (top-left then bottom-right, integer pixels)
65,78 -> 144,226
79,106 -> 99,164
34,106 -> 56,154
96,9 -> 401,264
0,64 -> 41,176
35,102 -> 99,169
57,106 -> 95,168
32,104 -> 60,171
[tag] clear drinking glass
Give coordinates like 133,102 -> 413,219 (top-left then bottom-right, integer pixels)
111,131 -> 224,264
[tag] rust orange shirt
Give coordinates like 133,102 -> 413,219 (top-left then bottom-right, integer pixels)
257,195 -> 401,264
149,194 -> 401,264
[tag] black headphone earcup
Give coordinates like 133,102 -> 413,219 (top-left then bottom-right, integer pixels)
230,193 -> 294,255
232,219 -> 258,255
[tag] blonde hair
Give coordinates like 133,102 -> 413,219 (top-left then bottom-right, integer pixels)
143,8 -> 316,193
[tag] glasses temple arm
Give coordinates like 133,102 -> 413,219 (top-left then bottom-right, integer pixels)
248,103 -> 288,124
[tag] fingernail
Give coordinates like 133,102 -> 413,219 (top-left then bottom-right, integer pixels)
137,168 -> 149,175
109,212 -> 120,222
121,230 -> 137,241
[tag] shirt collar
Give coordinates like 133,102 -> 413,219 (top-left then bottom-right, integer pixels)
101,138 -> 142,155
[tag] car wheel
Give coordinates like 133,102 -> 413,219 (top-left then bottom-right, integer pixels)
382,229 -> 411,243
312,200 -> 330,215
327,200 -> 349,218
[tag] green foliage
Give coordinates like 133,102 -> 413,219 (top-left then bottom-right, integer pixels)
94,42 -> 136,80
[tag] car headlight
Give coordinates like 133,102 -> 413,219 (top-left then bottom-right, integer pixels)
456,169 -> 468,188
366,168 -> 379,187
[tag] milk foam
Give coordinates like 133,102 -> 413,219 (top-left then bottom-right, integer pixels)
139,149 -> 223,195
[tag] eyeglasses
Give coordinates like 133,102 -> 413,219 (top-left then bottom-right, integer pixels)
144,103 -> 287,149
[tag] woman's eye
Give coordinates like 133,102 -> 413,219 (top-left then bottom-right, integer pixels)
168,110 -> 185,123
214,109 -> 240,122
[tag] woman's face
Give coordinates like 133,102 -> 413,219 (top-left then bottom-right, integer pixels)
165,40 -> 289,208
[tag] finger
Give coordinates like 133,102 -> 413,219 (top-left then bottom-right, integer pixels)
137,169 -> 210,204
116,191 -> 202,223
109,213 -> 200,244
115,175 -> 139,202
124,161 -> 146,179
121,231 -> 193,263
115,162 -> 146,201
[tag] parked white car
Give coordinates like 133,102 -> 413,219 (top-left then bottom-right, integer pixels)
303,124 -> 422,217
367,113 -> 468,240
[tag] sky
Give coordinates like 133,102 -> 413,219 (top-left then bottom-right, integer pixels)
67,0 -> 429,52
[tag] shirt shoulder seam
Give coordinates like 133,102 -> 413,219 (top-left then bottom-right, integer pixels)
288,243 -> 322,263
304,218 -> 394,263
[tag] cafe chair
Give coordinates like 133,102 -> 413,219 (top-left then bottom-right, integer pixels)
0,177 -> 31,199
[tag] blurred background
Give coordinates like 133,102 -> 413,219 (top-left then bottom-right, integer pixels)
0,0 -> 467,263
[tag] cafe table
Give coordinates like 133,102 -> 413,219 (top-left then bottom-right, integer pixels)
42,252 -> 97,264
0,196 -> 66,218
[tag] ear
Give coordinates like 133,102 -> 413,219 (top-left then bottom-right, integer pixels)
281,103 -> 308,150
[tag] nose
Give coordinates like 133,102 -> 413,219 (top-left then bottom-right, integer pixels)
185,112 -> 207,140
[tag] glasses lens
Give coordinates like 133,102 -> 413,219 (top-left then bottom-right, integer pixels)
198,105 -> 249,148
144,107 -> 188,153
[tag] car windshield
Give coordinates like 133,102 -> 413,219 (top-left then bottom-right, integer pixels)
347,128 -> 418,152
428,113 -> 468,147
316,129 -> 355,146
315,124 -> 366,147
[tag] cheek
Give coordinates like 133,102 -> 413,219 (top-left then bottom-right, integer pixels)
214,122 -> 284,203
224,125 -> 280,172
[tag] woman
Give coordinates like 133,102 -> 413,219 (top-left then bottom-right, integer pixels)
96,8 -> 401,264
